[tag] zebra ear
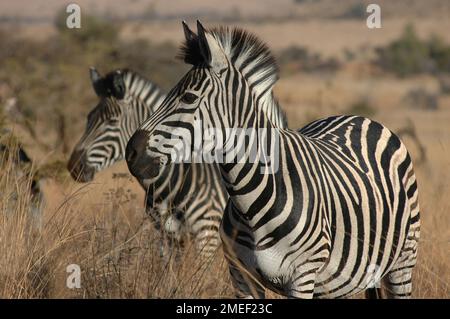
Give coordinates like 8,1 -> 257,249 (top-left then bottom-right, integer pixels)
90,67 -> 104,97
196,20 -> 227,74
111,71 -> 126,99
182,20 -> 196,42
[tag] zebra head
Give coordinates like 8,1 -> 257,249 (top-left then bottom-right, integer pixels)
68,67 -> 134,182
126,21 -> 284,180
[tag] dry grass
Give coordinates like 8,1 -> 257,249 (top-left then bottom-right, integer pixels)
0,1 -> 448,298
0,152 -> 233,298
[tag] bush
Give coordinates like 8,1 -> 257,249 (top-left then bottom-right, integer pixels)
375,24 -> 450,76
376,24 -> 430,76
428,35 -> 450,73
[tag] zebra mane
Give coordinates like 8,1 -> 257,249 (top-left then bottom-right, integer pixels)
179,25 -> 286,127
112,69 -> 164,107
179,26 -> 278,97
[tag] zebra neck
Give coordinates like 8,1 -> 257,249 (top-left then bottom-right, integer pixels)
218,127 -> 311,218
256,92 -> 287,129
219,94 -> 285,191
123,71 -> 165,117
218,124 -> 279,210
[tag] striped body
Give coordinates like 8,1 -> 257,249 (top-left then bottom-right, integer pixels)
220,115 -> 420,298
126,22 -> 420,298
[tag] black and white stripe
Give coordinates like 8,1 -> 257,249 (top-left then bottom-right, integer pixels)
68,68 -> 164,181
127,22 -> 420,298
68,68 -> 229,257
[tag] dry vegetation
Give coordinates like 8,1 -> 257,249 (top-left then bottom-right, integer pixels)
0,1 -> 449,299
0,147 -> 233,298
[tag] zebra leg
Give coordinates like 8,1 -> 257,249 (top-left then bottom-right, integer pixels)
228,262 -> 265,299
383,226 -> 420,299
194,229 -> 221,260
288,272 -> 317,299
288,241 -> 330,299
383,268 -> 413,299
365,287 -> 383,299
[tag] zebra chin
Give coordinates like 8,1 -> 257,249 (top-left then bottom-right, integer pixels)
126,130 -> 161,180
68,164 -> 96,183
67,150 -> 96,183
127,156 -> 161,180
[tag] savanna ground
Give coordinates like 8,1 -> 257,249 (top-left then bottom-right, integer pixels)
0,0 -> 449,298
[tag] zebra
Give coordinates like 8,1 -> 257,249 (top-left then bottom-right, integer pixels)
67,67 -> 230,257
1,141 -> 44,227
125,21 -> 420,298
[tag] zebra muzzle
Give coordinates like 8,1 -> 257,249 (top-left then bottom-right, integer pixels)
126,130 -> 162,179
67,149 -> 96,182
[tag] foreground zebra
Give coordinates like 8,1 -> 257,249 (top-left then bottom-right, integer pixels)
126,22 -> 421,298
67,67 -> 230,256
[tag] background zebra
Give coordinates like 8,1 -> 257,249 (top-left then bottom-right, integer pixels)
125,21 -> 420,298
67,67 -> 228,257
0,141 -> 44,228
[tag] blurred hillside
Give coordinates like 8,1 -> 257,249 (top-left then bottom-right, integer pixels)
1,0 -> 450,23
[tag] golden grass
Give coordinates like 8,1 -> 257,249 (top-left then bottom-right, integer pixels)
0,153 -> 234,298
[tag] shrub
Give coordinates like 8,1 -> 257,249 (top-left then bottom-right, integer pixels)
375,24 -> 450,76
375,24 -> 430,76
428,35 -> 450,73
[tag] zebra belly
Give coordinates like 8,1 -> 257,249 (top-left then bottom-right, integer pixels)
313,255 -> 393,298
220,221 -> 294,295
230,243 -> 294,293
312,215 -> 408,298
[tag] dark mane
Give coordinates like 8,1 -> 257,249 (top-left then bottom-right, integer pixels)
178,26 -> 279,91
98,69 -> 164,103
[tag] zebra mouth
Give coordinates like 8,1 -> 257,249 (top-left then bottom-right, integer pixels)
67,150 -> 96,183
69,164 -> 95,183
126,151 -> 162,180
135,156 -> 161,179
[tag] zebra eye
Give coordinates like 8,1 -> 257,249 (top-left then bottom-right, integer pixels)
180,92 -> 198,105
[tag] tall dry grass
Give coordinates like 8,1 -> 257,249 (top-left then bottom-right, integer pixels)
0,147 -> 233,298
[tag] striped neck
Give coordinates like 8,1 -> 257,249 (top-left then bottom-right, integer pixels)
121,70 -> 165,114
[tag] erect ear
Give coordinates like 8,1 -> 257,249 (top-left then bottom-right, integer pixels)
89,67 -> 104,97
196,20 -> 227,74
182,20 -> 196,42
111,70 -> 126,99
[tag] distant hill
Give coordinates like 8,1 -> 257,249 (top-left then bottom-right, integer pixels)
1,0 -> 449,25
